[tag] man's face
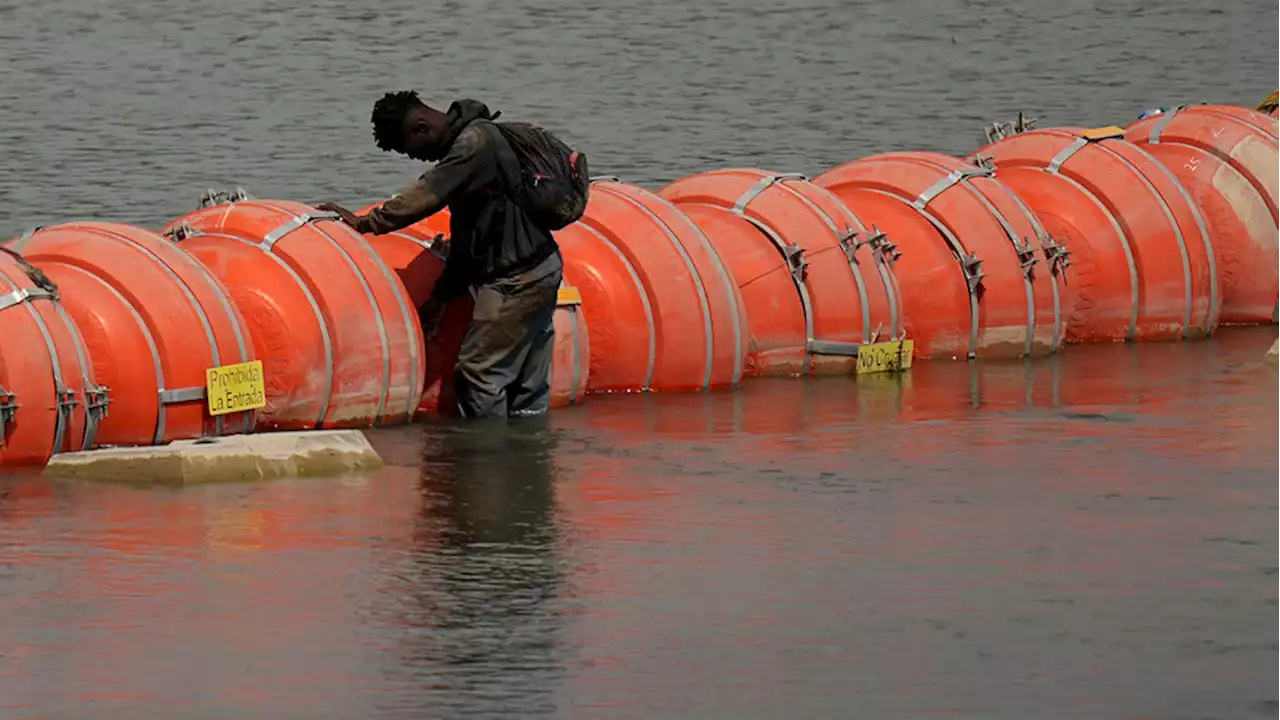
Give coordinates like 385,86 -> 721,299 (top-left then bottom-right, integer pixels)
400,110 -> 440,162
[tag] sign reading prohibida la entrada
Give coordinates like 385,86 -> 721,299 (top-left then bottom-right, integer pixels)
206,360 -> 267,416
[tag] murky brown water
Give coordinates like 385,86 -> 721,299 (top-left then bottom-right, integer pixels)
1,0 -> 1278,716
0,328 -> 1275,718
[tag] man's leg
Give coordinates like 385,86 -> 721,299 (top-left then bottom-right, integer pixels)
453,254 -> 563,419
508,256 -> 563,418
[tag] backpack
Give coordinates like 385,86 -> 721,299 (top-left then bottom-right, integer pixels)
489,121 -> 590,231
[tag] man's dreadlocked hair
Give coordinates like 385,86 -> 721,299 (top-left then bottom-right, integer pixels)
371,90 -> 426,152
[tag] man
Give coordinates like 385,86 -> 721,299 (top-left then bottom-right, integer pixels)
319,91 -> 563,420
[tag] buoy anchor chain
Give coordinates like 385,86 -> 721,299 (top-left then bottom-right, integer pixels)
198,186 -> 254,209
983,111 -> 1038,144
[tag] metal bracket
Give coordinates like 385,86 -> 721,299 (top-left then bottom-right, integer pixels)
961,252 -> 985,292
0,384 -> 17,441
164,221 -> 197,243
51,387 -> 79,455
838,230 -> 860,265
781,243 -> 807,283
82,383 -> 111,450
0,286 -> 54,313
1042,235 -> 1072,277
1015,239 -> 1039,278
261,211 -> 340,251
860,226 -> 900,263
159,386 -> 208,404
971,154 -> 996,172
983,111 -> 1038,144
198,186 -> 253,209
806,339 -> 861,357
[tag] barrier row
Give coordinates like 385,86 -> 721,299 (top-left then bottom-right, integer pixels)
1,102 -> 1276,467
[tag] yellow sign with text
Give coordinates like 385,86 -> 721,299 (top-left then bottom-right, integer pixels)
206,360 -> 267,416
855,339 -> 914,375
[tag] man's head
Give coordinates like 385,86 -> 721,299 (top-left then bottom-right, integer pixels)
371,90 -> 448,161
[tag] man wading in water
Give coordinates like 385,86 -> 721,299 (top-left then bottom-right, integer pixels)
320,92 -> 589,419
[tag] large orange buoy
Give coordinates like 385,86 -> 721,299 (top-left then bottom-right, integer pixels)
970,126 -> 1217,343
659,170 -> 902,375
1125,105 -> 1279,324
161,196 -> 423,430
560,179 -> 746,391
360,226 -> 589,415
11,223 -> 255,447
0,247 -> 100,466
811,153 -> 1063,360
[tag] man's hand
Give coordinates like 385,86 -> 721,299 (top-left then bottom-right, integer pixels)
316,202 -> 361,230
418,297 -> 446,339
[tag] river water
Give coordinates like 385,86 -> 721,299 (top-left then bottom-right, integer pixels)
1,0 -> 1278,717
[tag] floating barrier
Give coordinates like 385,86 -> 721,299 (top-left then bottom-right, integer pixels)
0,248 -> 99,466
356,217 -> 589,414
813,152 -> 1066,360
10,223 -> 255,447
162,197 -> 424,430
560,179 -> 746,391
1124,105 -> 1279,324
659,169 -> 902,375
970,126 -> 1217,342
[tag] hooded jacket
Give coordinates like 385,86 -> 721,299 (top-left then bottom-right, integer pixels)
356,99 -> 559,302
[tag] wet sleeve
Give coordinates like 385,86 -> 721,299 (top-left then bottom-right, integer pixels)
355,125 -> 499,235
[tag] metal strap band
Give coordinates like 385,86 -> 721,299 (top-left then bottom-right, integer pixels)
16,297 -> 71,456
261,211 -> 339,251
293,212 -> 392,423
339,224 -> 422,422
53,387 -> 78,457
661,198 -> 745,386
160,386 -> 207,404
1047,137 -> 1089,174
578,222 -> 656,389
777,182 -> 872,344
732,173 -> 806,214
733,213 -> 817,372
611,190 -> 716,392
1127,143 -> 1220,332
11,226 -> 42,253
806,340 -> 860,356
0,383 -> 16,442
90,225 -> 226,437
1045,166 -> 1140,341
810,183 -> 904,339
1147,105 -> 1185,145
53,302 -> 107,450
239,234 -> 333,427
1095,144 -> 1196,337
955,180 -> 1038,357
997,182 -> 1067,352
565,305 -> 582,405
911,165 -> 992,210
869,188 -> 982,358
0,286 -> 53,312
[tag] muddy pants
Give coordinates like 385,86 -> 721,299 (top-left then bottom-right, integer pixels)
454,251 -> 563,419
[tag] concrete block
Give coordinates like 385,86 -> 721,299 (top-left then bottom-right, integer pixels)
1266,338 -> 1279,365
42,430 -> 383,486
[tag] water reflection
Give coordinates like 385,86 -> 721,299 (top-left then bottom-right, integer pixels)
0,329 -> 1273,717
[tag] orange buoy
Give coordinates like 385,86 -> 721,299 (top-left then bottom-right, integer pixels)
10,223 -> 255,447
812,153 -> 1063,360
161,197 -> 423,430
659,170 -> 902,375
0,247 -> 100,466
560,179 -> 746,391
360,227 -> 589,415
1125,105 -> 1278,324
969,126 -> 1217,342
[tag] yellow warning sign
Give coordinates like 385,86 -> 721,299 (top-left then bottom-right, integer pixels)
855,339 -> 915,375
206,360 -> 267,416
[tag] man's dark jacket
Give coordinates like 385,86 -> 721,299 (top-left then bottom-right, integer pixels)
356,99 -> 558,302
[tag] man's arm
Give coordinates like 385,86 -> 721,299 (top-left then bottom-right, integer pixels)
355,124 -> 498,235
